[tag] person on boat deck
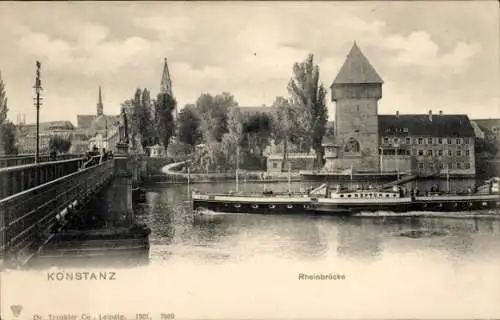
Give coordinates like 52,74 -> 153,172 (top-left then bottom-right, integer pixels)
368,184 -> 373,190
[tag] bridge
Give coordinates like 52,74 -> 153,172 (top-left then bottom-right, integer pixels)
0,143 -> 150,268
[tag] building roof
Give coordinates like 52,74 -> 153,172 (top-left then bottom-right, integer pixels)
470,121 -> 485,139
90,114 -> 120,133
77,115 -> 96,128
472,119 -> 500,132
20,120 -> 75,135
332,42 -> 383,86
378,114 -> 475,137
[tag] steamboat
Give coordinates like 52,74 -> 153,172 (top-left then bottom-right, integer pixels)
191,178 -> 500,216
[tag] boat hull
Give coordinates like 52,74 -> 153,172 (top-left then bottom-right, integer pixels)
192,194 -> 500,215
192,199 -> 312,214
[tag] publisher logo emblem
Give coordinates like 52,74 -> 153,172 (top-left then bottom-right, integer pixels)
10,305 -> 23,318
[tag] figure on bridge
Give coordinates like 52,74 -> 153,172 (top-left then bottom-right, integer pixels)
119,108 -> 129,144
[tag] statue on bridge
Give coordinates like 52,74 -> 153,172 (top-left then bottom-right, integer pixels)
119,108 -> 129,144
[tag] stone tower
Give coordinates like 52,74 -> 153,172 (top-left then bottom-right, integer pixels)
330,42 -> 383,171
97,85 -> 104,116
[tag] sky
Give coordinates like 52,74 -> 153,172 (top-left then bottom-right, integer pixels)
0,1 -> 498,125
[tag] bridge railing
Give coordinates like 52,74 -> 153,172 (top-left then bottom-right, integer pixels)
0,158 -> 86,200
0,154 -> 84,168
0,158 -> 114,260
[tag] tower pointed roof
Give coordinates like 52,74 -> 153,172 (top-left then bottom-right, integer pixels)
98,86 -> 103,104
160,57 -> 172,95
97,85 -> 104,116
332,42 -> 383,85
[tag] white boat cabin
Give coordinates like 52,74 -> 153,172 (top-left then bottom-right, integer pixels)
330,189 -> 402,200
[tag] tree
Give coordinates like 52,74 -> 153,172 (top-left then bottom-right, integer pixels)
49,135 -> 72,154
0,71 -> 17,155
221,106 -> 244,168
195,92 -> 237,143
137,88 -> 155,149
177,104 -> 202,148
0,70 -> 7,127
155,91 -> 177,150
287,53 -> 328,164
325,121 -> 335,137
0,122 -> 18,155
242,112 -> 272,156
270,96 -> 290,146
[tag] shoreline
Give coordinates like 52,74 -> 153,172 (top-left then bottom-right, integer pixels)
144,161 -> 489,185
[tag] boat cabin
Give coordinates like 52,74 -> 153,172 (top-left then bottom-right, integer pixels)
330,190 -> 402,199
329,185 -> 403,199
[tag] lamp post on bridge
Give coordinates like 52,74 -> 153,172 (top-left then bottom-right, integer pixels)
33,61 -> 43,164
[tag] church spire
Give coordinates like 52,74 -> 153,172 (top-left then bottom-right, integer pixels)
160,57 -> 172,95
97,85 -> 103,116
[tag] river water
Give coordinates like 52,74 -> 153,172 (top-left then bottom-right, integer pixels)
1,180 -> 500,319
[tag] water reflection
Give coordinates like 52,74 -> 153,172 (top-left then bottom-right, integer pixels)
335,217 -> 383,260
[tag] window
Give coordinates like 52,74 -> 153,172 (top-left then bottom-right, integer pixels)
466,149 -> 470,156
429,162 -> 434,169
449,162 -> 455,169
464,163 -> 471,169
394,137 -> 399,144
447,138 -> 452,144
447,150 -> 452,156
428,137 -> 433,144
456,150 -> 462,156
456,162 -> 461,169
406,137 -> 411,144
438,150 -> 443,156
438,138 -> 443,144
456,138 -> 461,145
273,162 -> 278,168
356,105 -> 359,112
427,150 -> 433,156
344,138 -> 360,153
464,138 -> 470,145
383,137 -> 389,144
418,150 -> 424,156
418,162 -> 424,169
440,163 -> 445,169
403,128 -> 409,133
418,138 -> 423,145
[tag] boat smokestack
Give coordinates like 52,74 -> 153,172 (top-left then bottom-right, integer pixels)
396,110 -> 399,119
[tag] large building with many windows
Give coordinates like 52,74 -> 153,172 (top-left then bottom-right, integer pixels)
378,112 -> 475,176
322,42 -> 476,177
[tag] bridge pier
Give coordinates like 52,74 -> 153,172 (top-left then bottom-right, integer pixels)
106,143 -> 135,227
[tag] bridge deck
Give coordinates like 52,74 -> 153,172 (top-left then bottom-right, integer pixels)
0,158 -> 114,264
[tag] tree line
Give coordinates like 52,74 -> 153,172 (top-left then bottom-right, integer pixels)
124,53 -> 329,172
